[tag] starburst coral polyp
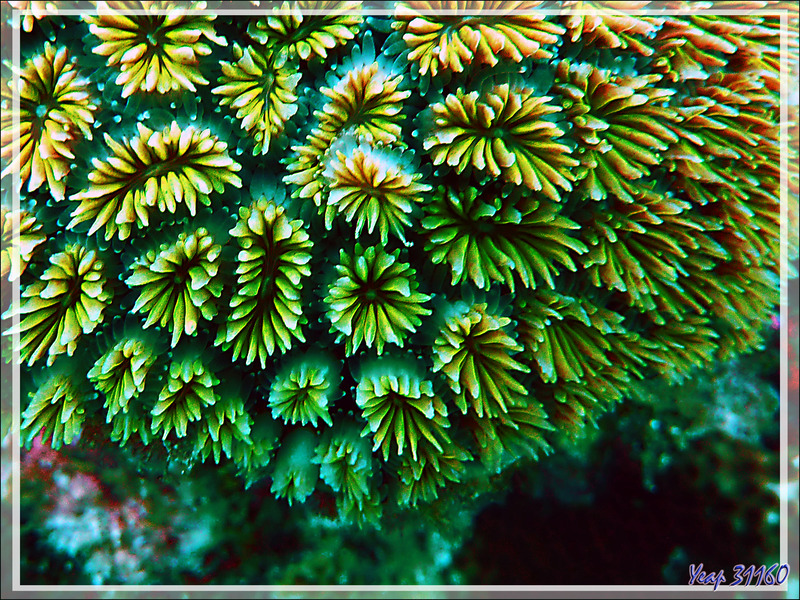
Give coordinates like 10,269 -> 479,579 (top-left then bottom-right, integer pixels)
325,245 -> 432,356
247,0 -> 364,62
323,141 -> 430,243
85,1 -> 224,97
126,227 -> 223,347
559,1 -> 661,56
68,121 -> 241,240
213,45 -> 301,155
424,84 -> 578,200
1,207 -> 45,282
394,1 -> 565,77
214,199 -> 313,366
4,243 -> 112,367
0,42 -> 96,200
551,60 -> 678,202
433,303 -> 531,418
422,186 -> 587,291
356,363 -> 451,462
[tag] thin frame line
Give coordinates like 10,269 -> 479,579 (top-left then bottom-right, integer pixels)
5,2 -> 795,594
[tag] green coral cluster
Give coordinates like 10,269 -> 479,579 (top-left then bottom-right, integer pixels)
1,1 -> 793,520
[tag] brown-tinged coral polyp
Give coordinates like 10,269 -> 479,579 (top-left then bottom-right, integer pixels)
394,1 -> 564,76
68,121 -> 241,240
85,1 -> 223,97
0,43 -> 97,200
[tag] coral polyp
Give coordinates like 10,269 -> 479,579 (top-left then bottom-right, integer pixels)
314,421 -> 374,513
88,333 -> 158,422
151,356 -> 220,440
559,1 -> 660,56
579,187 -> 699,317
396,441 -> 470,506
3,3 -> 791,524
322,139 -> 430,243
651,14 -> 744,82
247,0 -> 364,62
213,44 -> 301,155
551,59 -> 678,202
1,207 -> 45,281
468,402 -> 553,470
270,428 -> 320,506
515,289 -> 632,390
393,1 -> 564,77
356,360 -> 451,462
422,186 -> 587,291
4,243 -> 112,367
85,0 -> 224,97
20,360 -> 90,449
0,42 -> 96,200
424,84 -> 578,200
194,391 -> 253,465
214,198 -> 312,366
68,121 -> 241,240
126,227 -> 223,347
432,302 -> 530,418
325,244 -> 431,356
269,354 -> 339,427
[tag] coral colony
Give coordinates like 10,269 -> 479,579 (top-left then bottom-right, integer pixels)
0,0 -> 791,523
